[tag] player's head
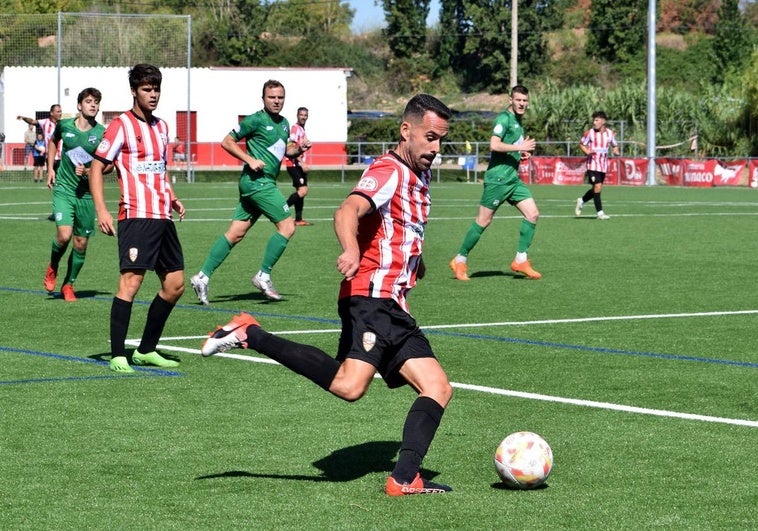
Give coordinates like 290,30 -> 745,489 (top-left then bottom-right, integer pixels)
78,87 -> 102,105
397,94 -> 450,173
509,85 -> 530,116
49,104 -> 62,121
129,64 -> 162,90
77,88 -> 102,119
592,110 -> 607,130
592,110 -> 607,120
261,80 -> 286,116
296,107 -> 309,125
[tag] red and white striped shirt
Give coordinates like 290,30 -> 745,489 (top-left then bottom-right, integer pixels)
338,152 -> 430,314
39,118 -> 60,160
94,110 -> 174,221
284,122 -> 307,168
581,127 -> 617,173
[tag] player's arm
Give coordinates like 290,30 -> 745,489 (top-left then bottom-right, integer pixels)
286,137 -> 311,159
490,135 -> 536,155
334,193 -> 373,280
90,157 -> 115,236
46,127 -> 60,187
220,133 -> 264,172
17,115 -> 39,125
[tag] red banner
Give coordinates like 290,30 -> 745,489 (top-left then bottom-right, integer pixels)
750,160 -> 758,188
531,157 -> 586,185
712,159 -> 746,187
681,159 -> 716,187
656,158 -> 682,186
619,158 -> 648,186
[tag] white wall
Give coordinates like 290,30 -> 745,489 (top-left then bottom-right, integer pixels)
1,66 -> 349,143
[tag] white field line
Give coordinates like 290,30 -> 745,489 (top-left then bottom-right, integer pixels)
126,307 -> 758,429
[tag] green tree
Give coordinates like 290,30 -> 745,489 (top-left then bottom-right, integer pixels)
711,0 -> 754,82
382,0 -> 430,58
586,0 -> 646,63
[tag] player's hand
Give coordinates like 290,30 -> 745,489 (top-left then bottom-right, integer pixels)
248,158 -> 264,172
46,171 -> 56,189
97,210 -> 115,236
336,249 -> 360,280
74,164 -> 85,176
299,137 -> 312,151
522,136 -> 537,152
172,198 -> 185,221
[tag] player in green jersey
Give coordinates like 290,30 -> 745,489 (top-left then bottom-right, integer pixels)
43,88 -> 106,301
450,84 -> 542,281
190,80 -> 312,303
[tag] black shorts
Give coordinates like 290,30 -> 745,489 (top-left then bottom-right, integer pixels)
286,165 -> 308,188
586,170 -> 606,184
33,156 -> 46,167
336,296 -> 436,389
117,218 -> 184,274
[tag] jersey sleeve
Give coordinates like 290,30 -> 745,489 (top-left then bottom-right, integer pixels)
94,120 -> 125,164
580,130 -> 591,146
352,158 -> 398,211
232,114 -> 258,141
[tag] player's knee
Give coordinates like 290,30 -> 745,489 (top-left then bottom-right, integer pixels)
331,380 -> 369,403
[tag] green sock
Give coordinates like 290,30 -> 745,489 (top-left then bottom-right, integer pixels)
260,232 -> 289,274
517,219 -> 537,253
62,248 -> 86,285
200,236 -> 234,277
458,223 -> 485,257
50,239 -> 66,270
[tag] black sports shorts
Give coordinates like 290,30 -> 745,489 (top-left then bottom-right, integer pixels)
336,296 -> 436,389
586,170 -> 606,184
286,165 -> 308,188
117,218 -> 184,274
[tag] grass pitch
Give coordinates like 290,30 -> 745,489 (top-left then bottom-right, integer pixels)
1,176 -> 756,529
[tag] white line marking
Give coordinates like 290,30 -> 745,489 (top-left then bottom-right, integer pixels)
133,340 -> 757,429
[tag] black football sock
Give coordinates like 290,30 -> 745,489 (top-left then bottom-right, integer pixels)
593,193 -> 603,213
110,297 -> 133,358
246,326 -> 339,391
295,196 -> 304,220
286,192 -> 298,207
137,294 -> 174,354
582,189 -> 594,203
391,396 -> 445,484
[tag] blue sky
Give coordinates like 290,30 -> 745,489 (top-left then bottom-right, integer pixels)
348,0 -> 441,33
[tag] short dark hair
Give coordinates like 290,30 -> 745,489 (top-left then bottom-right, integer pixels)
592,110 -> 608,120
77,87 -> 102,104
129,64 -> 162,90
262,79 -> 285,97
511,85 -> 529,97
403,94 -> 451,122
49,104 -> 61,112
297,106 -> 308,113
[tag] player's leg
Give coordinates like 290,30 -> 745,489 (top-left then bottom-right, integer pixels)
253,186 -> 295,301
511,190 -> 542,279
450,187 -> 498,281
593,180 -> 609,219
109,269 -> 145,373
133,222 -> 184,368
60,198 -> 95,301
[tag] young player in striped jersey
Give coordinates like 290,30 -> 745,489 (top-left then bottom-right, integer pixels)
18,104 -> 63,220
576,110 -> 619,220
43,88 -> 106,302
200,94 -> 455,496
89,64 -> 186,373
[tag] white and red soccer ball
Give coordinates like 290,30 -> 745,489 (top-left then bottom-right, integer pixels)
494,431 -> 553,489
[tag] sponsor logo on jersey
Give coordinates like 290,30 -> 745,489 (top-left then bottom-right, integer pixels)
64,132 -> 76,138
133,161 -> 166,174
362,332 -> 376,352
97,138 -> 110,152
356,176 -> 378,192
129,247 -> 138,262
87,135 -> 99,145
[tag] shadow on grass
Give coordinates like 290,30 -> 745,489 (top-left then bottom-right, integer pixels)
469,270 -> 526,280
195,440 -> 443,484
89,348 -> 181,364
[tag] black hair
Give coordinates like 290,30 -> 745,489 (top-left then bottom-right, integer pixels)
128,64 -> 162,90
403,94 -> 451,122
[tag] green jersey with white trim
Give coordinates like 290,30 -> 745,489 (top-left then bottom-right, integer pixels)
484,110 -> 524,184
231,109 -> 290,184
52,117 -> 105,197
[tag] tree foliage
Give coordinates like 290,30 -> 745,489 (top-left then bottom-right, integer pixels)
711,0 -> 755,81
586,0 -> 646,63
382,0 -> 431,59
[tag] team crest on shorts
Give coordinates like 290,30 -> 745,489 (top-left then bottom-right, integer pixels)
362,332 -> 376,352
129,248 -> 138,262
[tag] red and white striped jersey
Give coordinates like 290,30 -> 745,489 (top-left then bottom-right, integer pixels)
39,118 -> 60,160
581,127 -> 617,173
284,122 -> 306,168
94,110 -> 174,221
338,152 -> 430,314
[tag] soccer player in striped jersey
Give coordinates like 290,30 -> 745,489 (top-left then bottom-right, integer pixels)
576,110 -> 619,220
200,94 -> 455,496
285,106 -> 312,226
89,64 -> 186,373
18,104 -> 63,220
43,88 -> 106,302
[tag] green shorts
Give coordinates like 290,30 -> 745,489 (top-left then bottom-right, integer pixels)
52,191 -> 95,238
233,177 -> 291,224
479,177 -> 533,211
